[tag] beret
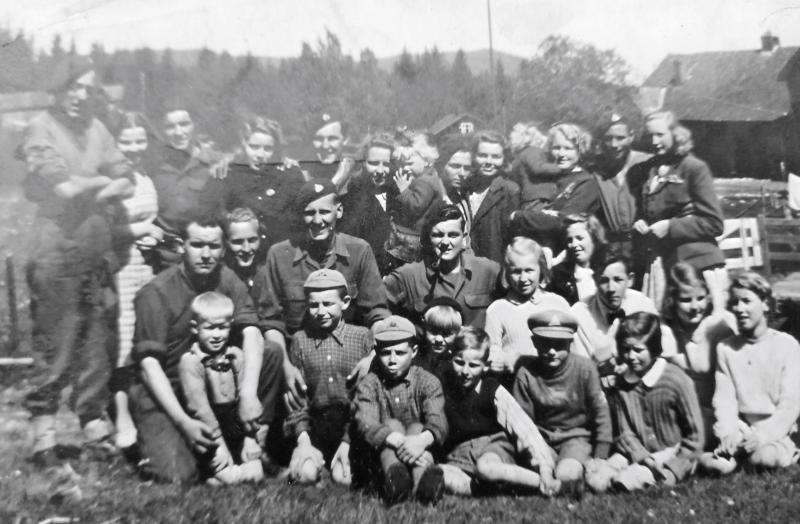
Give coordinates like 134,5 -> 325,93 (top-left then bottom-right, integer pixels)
528,309 -> 577,340
304,268 -> 347,292
294,178 -> 337,212
372,315 -> 416,344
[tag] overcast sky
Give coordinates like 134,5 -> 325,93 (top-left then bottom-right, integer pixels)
3,0 -> 800,80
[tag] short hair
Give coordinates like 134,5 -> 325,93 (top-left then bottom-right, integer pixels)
423,304 -> 463,334
240,115 -> 284,156
616,312 -> 663,358
729,271 -> 773,308
662,262 -> 711,321
471,129 -> 511,170
547,123 -> 593,162
644,111 -> 693,156
360,132 -> 395,160
191,291 -> 234,322
394,128 -> 439,164
226,207 -> 259,228
452,326 -> 491,361
111,111 -> 156,140
504,236 -> 550,287
179,213 -> 226,241
590,247 -> 632,278
421,203 -> 466,259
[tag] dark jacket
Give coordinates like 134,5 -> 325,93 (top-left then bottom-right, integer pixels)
628,153 -> 724,271
511,144 -> 561,206
465,175 -> 520,264
339,175 -> 392,260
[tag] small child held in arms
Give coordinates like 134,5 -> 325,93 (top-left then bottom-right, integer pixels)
415,297 -> 463,377
352,315 -> 449,505
513,309 -> 613,496
604,312 -> 705,491
285,269 -> 373,486
701,272 -> 800,474
178,292 -> 264,485
440,327 -> 552,496
485,237 -> 570,377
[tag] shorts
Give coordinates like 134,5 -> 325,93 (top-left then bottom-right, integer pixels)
549,436 -> 592,464
445,432 -> 516,475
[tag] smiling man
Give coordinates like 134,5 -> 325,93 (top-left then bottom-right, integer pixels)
129,215 -> 283,484
570,249 -> 676,379
260,178 -> 390,398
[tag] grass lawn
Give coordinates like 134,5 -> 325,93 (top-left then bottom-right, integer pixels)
2,387 -> 799,524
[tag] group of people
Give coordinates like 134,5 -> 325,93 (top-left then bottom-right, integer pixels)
16,63 -> 800,505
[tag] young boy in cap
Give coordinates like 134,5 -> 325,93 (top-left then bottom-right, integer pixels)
352,315 -> 449,505
178,292 -> 265,484
285,268 -> 373,486
513,309 -> 613,495
440,326 -> 552,496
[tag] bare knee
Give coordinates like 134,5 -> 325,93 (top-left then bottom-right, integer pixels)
749,443 -> 790,469
475,453 -> 501,480
385,418 -> 405,434
555,458 -> 584,483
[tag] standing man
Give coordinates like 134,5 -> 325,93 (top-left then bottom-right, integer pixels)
130,216 -> 282,483
18,63 -> 134,466
592,115 -> 651,257
260,179 -> 390,398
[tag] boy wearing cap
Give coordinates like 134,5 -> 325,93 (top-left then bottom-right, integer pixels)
351,315 -> 449,505
285,269 -> 373,486
178,292 -> 265,484
513,309 -> 613,495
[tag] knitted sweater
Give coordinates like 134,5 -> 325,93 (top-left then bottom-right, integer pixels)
609,360 -> 705,480
512,353 -> 612,458
712,329 -> 800,444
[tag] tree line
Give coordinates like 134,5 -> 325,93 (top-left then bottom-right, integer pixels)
1,27 -> 641,154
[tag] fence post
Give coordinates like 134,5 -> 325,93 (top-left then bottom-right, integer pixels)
6,254 -> 18,355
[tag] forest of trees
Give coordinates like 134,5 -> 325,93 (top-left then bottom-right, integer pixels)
0,26 -> 641,155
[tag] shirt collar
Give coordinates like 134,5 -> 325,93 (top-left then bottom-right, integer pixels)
622,357 -> 667,389
426,253 -> 472,281
293,233 -> 350,264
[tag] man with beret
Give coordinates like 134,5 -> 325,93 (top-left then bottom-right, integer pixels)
129,215 -> 283,483
260,178 -> 390,400
512,309 -> 614,496
17,63 -> 135,466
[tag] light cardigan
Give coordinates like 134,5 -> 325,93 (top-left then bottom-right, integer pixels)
485,290 -> 570,371
712,329 -> 800,444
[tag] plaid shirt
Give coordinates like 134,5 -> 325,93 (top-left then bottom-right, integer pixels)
353,365 -> 448,449
288,321 -> 373,438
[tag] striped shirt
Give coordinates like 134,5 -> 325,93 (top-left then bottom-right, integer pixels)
287,321 -> 373,438
353,365 -> 448,449
608,359 -> 705,480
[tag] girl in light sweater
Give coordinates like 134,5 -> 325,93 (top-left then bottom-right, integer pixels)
702,272 -> 800,474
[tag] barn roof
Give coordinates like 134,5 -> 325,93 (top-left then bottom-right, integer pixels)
641,46 -> 799,122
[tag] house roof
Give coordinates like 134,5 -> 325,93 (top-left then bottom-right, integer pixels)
428,112 -> 482,136
641,46 -> 799,122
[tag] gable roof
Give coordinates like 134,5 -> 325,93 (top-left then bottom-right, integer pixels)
641,47 -> 799,122
428,112 -> 482,136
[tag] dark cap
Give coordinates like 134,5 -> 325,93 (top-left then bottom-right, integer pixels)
372,315 -> 416,345
422,296 -> 463,318
294,178 -> 337,212
304,269 -> 348,292
528,309 -> 577,340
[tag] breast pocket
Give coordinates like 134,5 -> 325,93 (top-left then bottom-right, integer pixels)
463,292 -> 492,312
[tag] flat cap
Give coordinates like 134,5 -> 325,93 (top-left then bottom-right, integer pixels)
528,309 -> 577,340
304,269 -> 348,292
294,178 -> 337,212
372,315 -> 416,344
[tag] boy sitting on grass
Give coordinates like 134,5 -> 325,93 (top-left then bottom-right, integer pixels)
513,309 -> 613,496
701,272 -> 800,474
440,326 -> 551,496
285,269 -> 374,486
352,315 -> 449,505
415,297 -> 463,377
603,312 -> 705,492
178,292 -> 265,484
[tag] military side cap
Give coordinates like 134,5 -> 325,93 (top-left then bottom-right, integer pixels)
528,309 -> 577,340
304,269 -> 348,292
294,178 -> 337,212
372,315 -> 416,344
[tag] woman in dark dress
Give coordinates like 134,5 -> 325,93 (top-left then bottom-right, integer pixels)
224,116 -> 306,250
